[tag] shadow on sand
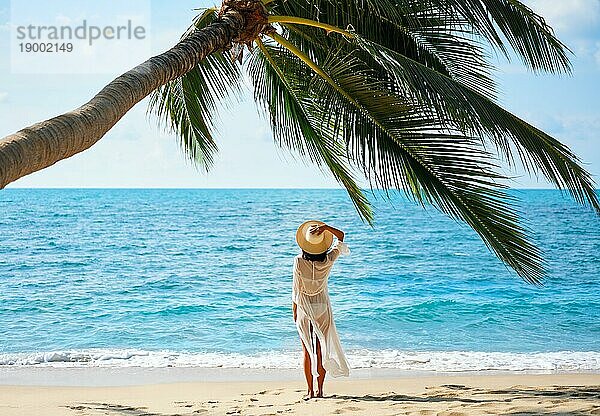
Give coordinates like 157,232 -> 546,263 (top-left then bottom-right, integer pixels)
64,385 -> 600,416
326,384 -> 600,415
65,402 -> 183,416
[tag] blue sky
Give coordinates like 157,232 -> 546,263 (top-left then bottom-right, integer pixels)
0,0 -> 598,188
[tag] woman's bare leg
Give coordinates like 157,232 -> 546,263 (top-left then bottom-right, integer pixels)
315,336 -> 326,397
302,340 -> 314,399
301,323 -> 314,400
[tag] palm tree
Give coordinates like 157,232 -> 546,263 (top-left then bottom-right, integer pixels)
0,0 -> 598,283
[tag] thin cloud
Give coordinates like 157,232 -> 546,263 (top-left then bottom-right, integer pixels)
0,92 -> 8,103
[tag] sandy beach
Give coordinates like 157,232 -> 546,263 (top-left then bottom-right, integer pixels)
1,371 -> 599,416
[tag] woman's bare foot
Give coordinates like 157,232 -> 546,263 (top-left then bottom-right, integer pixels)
316,390 -> 324,398
303,391 -> 314,401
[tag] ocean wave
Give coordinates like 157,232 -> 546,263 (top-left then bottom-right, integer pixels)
1,349 -> 599,373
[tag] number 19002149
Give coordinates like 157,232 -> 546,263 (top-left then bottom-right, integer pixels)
18,43 -> 74,53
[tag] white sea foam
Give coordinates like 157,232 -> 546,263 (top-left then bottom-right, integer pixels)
1,349 -> 599,373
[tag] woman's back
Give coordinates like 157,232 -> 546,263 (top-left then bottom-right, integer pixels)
292,241 -> 349,300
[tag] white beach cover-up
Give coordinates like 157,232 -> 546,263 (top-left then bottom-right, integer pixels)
292,240 -> 351,383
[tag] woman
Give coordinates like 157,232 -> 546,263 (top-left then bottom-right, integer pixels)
292,220 -> 350,400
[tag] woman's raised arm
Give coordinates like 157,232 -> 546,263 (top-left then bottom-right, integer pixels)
309,223 -> 344,242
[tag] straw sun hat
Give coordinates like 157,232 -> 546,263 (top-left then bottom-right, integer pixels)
296,220 -> 334,255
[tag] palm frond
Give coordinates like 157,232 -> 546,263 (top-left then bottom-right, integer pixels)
355,37 -> 599,213
265,34 -> 545,283
448,0 -> 572,73
420,0 -> 572,73
148,9 -> 244,171
271,0 -> 498,97
264,14 -> 597,214
287,0 -> 572,74
247,38 -> 373,223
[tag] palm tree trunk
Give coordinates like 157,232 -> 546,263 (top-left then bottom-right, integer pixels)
0,10 -> 245,189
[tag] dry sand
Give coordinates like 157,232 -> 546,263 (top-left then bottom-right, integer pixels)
1,373 -> 599,416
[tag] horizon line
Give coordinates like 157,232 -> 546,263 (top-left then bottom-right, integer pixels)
4,187 -> 592,191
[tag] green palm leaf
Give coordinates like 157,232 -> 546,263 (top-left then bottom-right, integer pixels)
269,0 -> 571,97
455,0 -> 572,73
148,9 -> 243,171
265,38 -> 545,282
354,37 -> 598,212
272,1 -> 499,97
247,38 -> 373,222
266,17 -> 597,214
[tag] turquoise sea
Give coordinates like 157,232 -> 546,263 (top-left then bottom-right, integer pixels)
0,189 -> 599,372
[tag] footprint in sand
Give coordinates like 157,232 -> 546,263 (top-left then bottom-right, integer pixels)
332,406 -> 364,414
174,401 -> 194,408
65,405 -> 87,411
440,384 -> 468,389
257,389 -> 284,396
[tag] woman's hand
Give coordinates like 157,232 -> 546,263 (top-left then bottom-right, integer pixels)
309,224 -> 327,236
309,223 -> 345,242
